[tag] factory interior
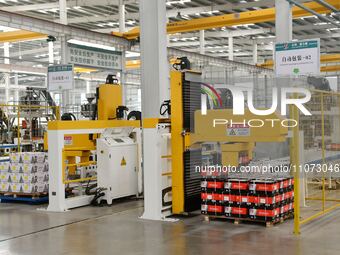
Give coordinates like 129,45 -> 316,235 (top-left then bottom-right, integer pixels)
0,0 -> 339,254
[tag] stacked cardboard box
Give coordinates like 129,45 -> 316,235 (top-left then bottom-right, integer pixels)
201,176 -> 294,223
0,152 -> 48,194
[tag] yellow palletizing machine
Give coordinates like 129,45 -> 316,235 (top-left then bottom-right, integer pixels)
170,70 -> 288,214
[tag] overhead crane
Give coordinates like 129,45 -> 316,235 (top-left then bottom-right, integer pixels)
320,65 -> 340,73
112,0 -> 340,40
0,30 -> 46,43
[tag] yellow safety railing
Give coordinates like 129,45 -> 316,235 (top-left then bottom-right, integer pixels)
292,89 -> 340,234
290,94 -> 300,235
0,104 -> 60,152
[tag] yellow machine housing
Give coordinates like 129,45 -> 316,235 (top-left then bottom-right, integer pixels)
192,109 -> 288,143
45,82 -> 123,150
45,82 -> 124,175
97,84 -> 122,120
221,143 -> 255,167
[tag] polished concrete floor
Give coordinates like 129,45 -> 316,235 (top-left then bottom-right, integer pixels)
0,199 -> 339,255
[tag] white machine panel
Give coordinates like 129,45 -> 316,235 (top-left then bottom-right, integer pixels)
97,128 -> 138,204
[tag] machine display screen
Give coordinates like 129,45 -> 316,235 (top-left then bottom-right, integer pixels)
114,138 -> 124,143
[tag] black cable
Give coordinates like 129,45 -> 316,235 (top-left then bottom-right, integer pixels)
61,113 -> 76,121
160,100 -> 171,116
90,188 -> 106,206
172,63 -> 179,71
162,186 -> 172,207
85,178 -> 97,195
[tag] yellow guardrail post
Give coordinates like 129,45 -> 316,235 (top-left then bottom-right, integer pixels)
320,93 -> 326,212
56,106 -> 61,120
17,106 -> 20,152
291,95 -> 300,235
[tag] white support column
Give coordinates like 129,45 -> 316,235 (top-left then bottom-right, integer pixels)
86,80 -> 91,94
139,0 -> 168,221
252,40 -> 258,65
59,0 -> 67,25
14,73 -> 19,104
228,37 -> 234,61
48,41 -> 54,64
46,131 -> 66,211
60,35 -> 69,109
119,0 -> 126,33
4,42 -> 9,65
4,42 -> 10,103
199,30 -> 205,54
140,0 -> 168,117
275,0 -> 292,42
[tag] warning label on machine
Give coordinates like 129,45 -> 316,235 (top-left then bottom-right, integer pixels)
227,124 -> 250,136
64,136 -> 73,145
121,157 -> 127,166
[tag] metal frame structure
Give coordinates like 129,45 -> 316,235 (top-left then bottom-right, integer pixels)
114,0 -> 340,40
0,10 -> 130,50
0,1 -> 338,65
287,0 -> 340,28
0,103 -> 60,151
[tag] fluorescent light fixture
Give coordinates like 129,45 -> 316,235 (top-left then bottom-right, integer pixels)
0,25 -> 18,32
314,22 -> 328,25
49,8 -> 59,13
328,28 -> 340,31
166,0 -> 191,5
200,10 -> 219,15
97,21 -> 119,27
232,23 -> 255,28
73,6 -> 90,14
67,39 -> 116,51
300,15 -> 318,20
125,51 -> 140,58
11,70 -> 47,76
178,37 -> 197,41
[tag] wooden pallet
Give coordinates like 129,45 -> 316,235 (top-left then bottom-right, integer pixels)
0,191 -> 47,198
203,213 -> 293,227
0,192 -> 48,204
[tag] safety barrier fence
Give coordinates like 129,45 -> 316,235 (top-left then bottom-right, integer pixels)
292,89 -> 340,235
